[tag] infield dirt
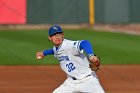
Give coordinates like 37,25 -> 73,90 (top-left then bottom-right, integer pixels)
0,65 -> 139,93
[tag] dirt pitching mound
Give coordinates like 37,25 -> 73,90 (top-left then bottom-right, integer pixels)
0,65 -> 139,93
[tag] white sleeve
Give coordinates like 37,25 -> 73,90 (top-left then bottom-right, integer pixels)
73,40 -> 83,54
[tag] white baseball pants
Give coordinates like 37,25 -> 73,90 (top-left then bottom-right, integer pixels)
52,75 -> 105,93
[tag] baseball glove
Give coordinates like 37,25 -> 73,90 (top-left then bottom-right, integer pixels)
89,55 -> 101,71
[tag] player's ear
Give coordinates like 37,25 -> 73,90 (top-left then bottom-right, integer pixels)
62,33 -> 64,38
48,37 -> 51,41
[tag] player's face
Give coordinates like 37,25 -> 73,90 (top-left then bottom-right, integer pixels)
49,33 -> 64,46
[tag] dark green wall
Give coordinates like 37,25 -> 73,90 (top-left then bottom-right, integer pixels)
27,0 -> 52,24
130,0 -> 140,23
27,0 -> 140,24
27,0 -> 88,24
52,0 -> 88,23
95,0 -> 130,23
104,0 -> 129,23
95,0 -> 105,23
95,0 -> 140,23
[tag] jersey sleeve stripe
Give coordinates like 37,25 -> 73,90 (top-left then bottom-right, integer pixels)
77,40 -> 82,53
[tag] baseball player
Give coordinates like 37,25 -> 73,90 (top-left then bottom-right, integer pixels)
36,25 -> 105,93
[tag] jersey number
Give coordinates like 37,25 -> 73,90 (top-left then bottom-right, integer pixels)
66,63 -> 75,72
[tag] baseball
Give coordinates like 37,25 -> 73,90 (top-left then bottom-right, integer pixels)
37,56 -> 42,59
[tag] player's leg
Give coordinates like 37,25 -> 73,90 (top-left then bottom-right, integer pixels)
52,84 -> 74,93
78,75 -> 105,93
52,78 -> 76,93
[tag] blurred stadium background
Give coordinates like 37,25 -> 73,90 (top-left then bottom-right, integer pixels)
0,0 -> 140,93
0,0 -> 140,28
0,0 -> 140,65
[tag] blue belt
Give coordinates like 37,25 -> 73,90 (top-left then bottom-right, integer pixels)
72,75 -> 91,80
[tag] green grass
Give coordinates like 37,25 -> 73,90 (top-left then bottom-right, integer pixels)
0,29 -> 140,65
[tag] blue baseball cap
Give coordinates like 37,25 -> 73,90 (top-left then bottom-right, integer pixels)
48,25 -> 63,36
